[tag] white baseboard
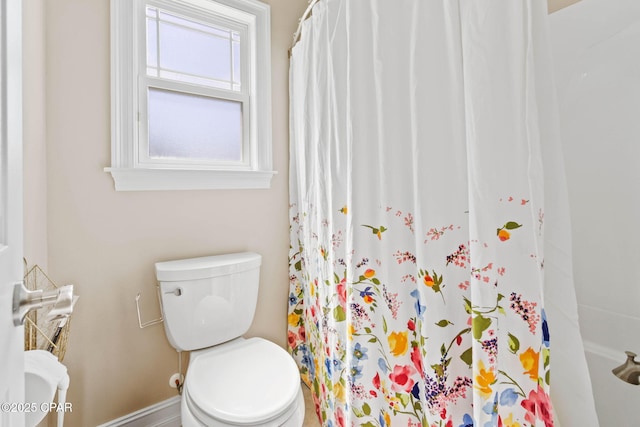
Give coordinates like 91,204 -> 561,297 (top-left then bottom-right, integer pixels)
95,396 -> 181,427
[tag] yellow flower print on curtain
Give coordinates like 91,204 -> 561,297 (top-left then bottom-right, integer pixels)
288,196 -> 553,426
287,1 -> 560,425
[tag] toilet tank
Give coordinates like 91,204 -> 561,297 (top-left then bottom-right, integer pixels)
156,252 -> 262,352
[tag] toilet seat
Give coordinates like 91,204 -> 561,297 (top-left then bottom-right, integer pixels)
184,337 -> 301,426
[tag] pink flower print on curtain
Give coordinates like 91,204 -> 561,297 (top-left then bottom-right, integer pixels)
286,0 -> 588,425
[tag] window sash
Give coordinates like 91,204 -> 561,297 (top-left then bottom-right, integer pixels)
108,0 -> 274,191
145,5 -> 244,92
137,1 -> 252,169
138,77 -> 251,169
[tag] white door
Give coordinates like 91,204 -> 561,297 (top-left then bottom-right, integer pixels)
0,0 -> 24,426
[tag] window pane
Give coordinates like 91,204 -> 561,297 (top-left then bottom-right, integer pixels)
146,15 -> 158,73
232,40 -> 240,85
159,10 -> 229,38
159,21 -> 231,82
148,88 -> 242,162
146,6 -> 242,91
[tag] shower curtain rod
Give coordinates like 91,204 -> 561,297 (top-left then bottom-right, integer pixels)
289,0 -> 320,56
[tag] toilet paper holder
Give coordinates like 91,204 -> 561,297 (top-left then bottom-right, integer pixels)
135,286 -> 164,329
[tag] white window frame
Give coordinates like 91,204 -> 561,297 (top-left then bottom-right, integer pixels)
107,0 -> 275,191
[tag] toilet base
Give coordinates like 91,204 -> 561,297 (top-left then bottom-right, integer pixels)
180,386 -> 305,427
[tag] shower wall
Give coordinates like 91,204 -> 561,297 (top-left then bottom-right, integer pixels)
550,0 -> 640,424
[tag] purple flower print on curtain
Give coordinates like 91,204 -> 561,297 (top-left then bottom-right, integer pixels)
287,0 -> 594,426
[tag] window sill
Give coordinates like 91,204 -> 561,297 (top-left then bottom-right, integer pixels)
105,167 -> 276,191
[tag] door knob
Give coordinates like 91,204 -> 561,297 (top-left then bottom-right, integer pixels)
12,282 -> 75,326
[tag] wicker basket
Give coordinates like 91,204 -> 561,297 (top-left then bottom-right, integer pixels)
23,263 -> 72,362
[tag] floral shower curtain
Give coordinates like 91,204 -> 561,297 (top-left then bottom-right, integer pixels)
288,1 -> 597,426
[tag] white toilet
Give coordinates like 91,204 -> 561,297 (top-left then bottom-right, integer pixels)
155,252 -> 305,427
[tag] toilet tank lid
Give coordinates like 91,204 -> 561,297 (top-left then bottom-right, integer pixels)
155,252 -> 261,282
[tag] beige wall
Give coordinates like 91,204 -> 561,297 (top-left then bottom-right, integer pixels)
23,0 -> 47,271
27,0 -> 308,425
23,0 -> 580,425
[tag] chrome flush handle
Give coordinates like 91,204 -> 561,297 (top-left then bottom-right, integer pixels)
165,288 -> 182,296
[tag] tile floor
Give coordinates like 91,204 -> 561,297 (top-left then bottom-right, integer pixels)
302,383 -> 321,426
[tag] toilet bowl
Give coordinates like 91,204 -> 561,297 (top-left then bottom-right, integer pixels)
155,253 -> 305,427
181,338 -> 304,427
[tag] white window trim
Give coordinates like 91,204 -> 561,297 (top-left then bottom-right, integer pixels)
107,0 -> 275,191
